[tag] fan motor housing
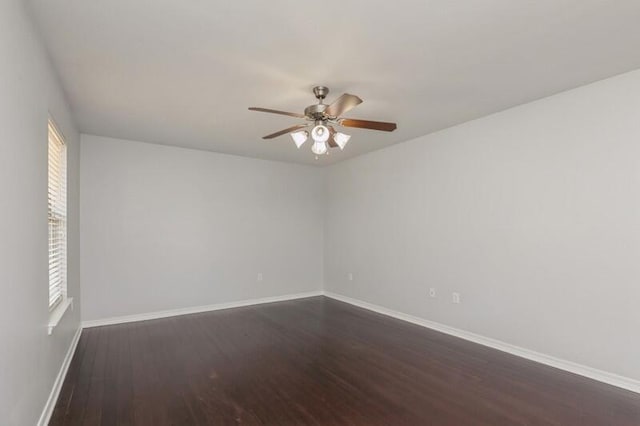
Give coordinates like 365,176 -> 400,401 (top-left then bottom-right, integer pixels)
304,103 -> 328,120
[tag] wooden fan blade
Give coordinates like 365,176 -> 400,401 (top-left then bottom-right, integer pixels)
249,107 -> 306,119
324,94 -> 363,117
339,118 -> 397,132
328,126 -> 338,148
263,124 -> 309,139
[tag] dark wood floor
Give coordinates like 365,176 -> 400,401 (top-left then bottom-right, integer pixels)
51,296 -> 640,425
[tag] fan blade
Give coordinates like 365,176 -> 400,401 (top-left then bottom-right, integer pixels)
324,94 -> 363,118
328,126 -> 338,148
249,107 -> 306,119
339,118 -> 397,132
263,124 -> 309,139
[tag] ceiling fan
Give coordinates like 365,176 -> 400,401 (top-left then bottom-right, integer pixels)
249,86 -> 397,157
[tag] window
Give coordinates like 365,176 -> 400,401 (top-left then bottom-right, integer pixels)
48,119 -> 67,310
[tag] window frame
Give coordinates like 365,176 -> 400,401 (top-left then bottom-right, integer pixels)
48,117 -> 67,311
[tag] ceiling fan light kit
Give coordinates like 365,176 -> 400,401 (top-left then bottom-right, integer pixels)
249,86 -> 397,158
311,139 -> 328,156
333,132 -> 351,150
311,124 -> 329,142
290,130 -> 309,148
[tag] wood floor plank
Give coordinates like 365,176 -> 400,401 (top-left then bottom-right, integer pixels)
50,297 -> 640,425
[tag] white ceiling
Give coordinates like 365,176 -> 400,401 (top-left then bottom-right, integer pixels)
29,0 -> 640,165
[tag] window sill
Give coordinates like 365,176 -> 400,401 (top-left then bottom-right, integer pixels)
48,297 -> 73,335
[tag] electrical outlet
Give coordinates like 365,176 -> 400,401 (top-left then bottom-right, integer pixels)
429,288 -> 436,298
452,292 -> 460,304
348,272 -> 353,281
257,273 -> 263,282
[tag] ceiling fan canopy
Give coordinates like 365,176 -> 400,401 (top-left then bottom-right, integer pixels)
249,86 -> 397,157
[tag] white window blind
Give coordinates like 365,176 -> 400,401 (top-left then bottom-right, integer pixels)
48,120 -> 67,310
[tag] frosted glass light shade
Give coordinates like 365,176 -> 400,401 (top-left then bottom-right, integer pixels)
311,140 -> 328,155
290,130 -> 308,148
311,124 -> 330,143
333,132 -> 351,150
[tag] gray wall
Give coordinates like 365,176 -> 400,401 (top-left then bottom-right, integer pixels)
324,69 -> 640,381
80,135 -> 324,321
0,1 -> 81,424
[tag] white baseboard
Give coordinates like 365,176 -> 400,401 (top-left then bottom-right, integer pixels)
37,326 -> 83,426
323,291 -> 640,395
82,290 -> 324,328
